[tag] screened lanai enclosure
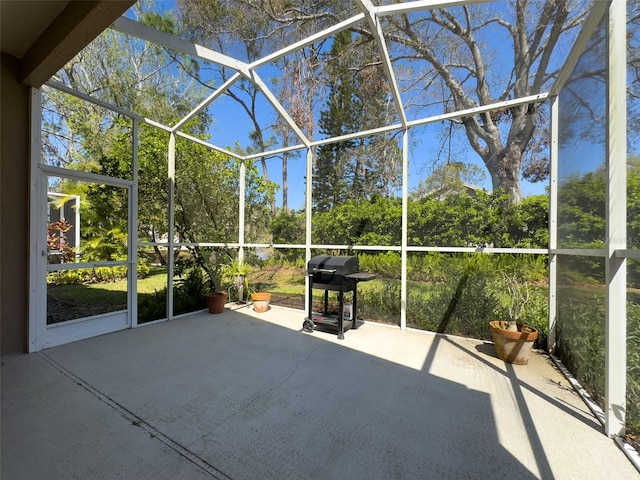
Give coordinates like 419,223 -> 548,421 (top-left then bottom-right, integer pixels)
31,0 -> 639,458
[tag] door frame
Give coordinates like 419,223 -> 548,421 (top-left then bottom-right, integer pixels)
28,88 -> 138,351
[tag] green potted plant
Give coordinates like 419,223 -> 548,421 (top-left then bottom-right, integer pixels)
489,271 -> 538,365
221,260 -> 253,303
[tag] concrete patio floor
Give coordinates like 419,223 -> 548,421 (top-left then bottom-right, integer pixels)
2,305 -> 638,479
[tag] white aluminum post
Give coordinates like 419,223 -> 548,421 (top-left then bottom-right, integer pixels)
238,160 -> 247,264
130,119 -> 139,327
605,0 -> 627,438
74,195 -> 81,261
167,133 -> 176,320
548,97 -> 559,353
28,87 -> 45,352
304,148 -> 314,313
401,130 -> 409,330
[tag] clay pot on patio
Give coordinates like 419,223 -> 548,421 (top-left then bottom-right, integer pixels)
251,292 -> 271,313
489,321 -> 538,365
205,292 -> 228,314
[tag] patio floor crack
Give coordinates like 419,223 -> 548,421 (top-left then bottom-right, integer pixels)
40,352 -> 233,480
194,342 -> 323,447
243,342 -> 322,413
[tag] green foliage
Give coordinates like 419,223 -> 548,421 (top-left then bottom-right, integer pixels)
557,169 -> 606,248
358,251 -> 402,279
221,260 -> 254,301
628,303 -> 640,434
175,267 -> 209,303
269,209 -> 306,262
556,292 -> 640,437
47,262 -> 150,285
138,266 -> 210,322
407,268 -> 500,339
359,282 -> 401,324
138,289 -> 167,324
338,252 -> 548,347
310,192 -> 549,248
556,295 -> 606,404
314,196 -> 403,246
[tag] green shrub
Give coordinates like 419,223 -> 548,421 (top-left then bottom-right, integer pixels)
406,261 -> 500,339
556,296 -> 606,404
48,266 -> 129,285
627,304 -> 640,435
138,267 -> 209,322
359,282 -> 401,324
358,251 -> 401,279
138,289 -> 167,323
47,259 -> 150,286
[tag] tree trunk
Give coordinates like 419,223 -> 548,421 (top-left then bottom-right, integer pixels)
485,143 -> 524,207
258,156 -> 277,215
462,105 -> 535,207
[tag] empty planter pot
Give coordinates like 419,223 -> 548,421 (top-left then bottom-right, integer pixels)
251,292 -> 271,312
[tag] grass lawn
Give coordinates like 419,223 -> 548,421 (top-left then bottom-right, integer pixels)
48,269 -> 169,309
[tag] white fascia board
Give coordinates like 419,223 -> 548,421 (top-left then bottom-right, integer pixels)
356,0 -> 407,127
247,70 -> 311,147
111,17 -> 250,74
376,0 -> 493,17
549,0 -> 609,97
172,72 -> 242,132
249,13 -> 366,69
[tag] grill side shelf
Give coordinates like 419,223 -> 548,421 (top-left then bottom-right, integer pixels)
345,272 -> 376,281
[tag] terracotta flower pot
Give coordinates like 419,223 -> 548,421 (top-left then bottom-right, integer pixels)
205,292 -> 228,314
251,292 -> 271,313
489,321 -> 538,365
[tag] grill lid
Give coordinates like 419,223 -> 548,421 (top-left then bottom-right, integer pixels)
307,255 -> 359,276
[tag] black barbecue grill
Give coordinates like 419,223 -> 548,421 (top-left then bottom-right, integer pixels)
303,255 -> 375,339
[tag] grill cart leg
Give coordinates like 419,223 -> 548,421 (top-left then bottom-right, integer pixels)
338,288 -> 345,340
305,273 -> 314,333
352,283 -> 359,330
323,290 -> 329,315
